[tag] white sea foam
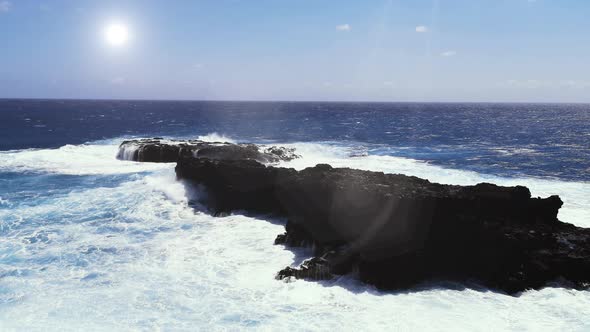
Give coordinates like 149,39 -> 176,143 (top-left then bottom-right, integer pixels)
116,141 -> 140,161
196,132 -> 236,143
0,140 -> 589,331
0,143 -> 170,175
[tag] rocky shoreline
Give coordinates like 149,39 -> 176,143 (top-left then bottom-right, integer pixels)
121,138 -> 590,295
117,138 -> 299,164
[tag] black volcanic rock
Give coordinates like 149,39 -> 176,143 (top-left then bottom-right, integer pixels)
175,157 -> 590,294
116,138 -> 299,164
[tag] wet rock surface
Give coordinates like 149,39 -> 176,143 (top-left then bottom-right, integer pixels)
116,138 -> 299,164
175,157 -> 590,295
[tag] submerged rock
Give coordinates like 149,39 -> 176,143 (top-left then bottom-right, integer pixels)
175,157 -> 590,295
277,257 -> 333,281
116,138 -> 299,164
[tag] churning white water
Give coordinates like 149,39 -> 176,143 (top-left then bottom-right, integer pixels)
0,139 -> 589,331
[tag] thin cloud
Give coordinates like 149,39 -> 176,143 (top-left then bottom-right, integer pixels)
441,51 -> 457,57
0,1 -> 12,12
415,25 -> 428,33
336,24 -> 351,32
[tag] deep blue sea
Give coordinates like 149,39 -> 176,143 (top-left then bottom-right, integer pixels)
1,99 -> 589,331
2,99 -> 590,181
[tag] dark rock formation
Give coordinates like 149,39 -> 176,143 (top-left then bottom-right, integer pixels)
116,138 -> 299,164
175,157 -> 590,295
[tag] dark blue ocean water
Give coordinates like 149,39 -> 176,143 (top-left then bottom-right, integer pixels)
1,99 -> 589,181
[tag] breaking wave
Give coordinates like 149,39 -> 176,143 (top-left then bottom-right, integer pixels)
196,132 -> 236,143
0,142 -> 170,175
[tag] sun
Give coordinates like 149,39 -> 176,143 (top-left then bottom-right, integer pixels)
104,23 -> 129,46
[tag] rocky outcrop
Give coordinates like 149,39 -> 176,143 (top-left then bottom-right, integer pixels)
116,138 -> 299,164
175,157 -> 590,295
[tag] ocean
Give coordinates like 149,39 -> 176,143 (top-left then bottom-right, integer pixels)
0,99 -> 589,331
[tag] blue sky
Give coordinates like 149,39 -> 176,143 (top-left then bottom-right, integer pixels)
1,0 -> 589,102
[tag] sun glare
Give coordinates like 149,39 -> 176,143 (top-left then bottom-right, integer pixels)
104,23 -> 129,46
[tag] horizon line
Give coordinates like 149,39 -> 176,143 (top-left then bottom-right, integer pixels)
1,97 -> 589,105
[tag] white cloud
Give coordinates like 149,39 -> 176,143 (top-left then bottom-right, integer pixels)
0,1 -> 12,12
415,25 -> 428,33
336,24 -> 351,31
440,50 -> 457,57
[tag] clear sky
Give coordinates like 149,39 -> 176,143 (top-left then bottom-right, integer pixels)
1,0 -> 589,102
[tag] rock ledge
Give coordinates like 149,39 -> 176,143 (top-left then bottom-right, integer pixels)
175,157 -> 590,295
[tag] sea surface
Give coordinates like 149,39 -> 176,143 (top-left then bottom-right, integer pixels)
0,99 -> 589,331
